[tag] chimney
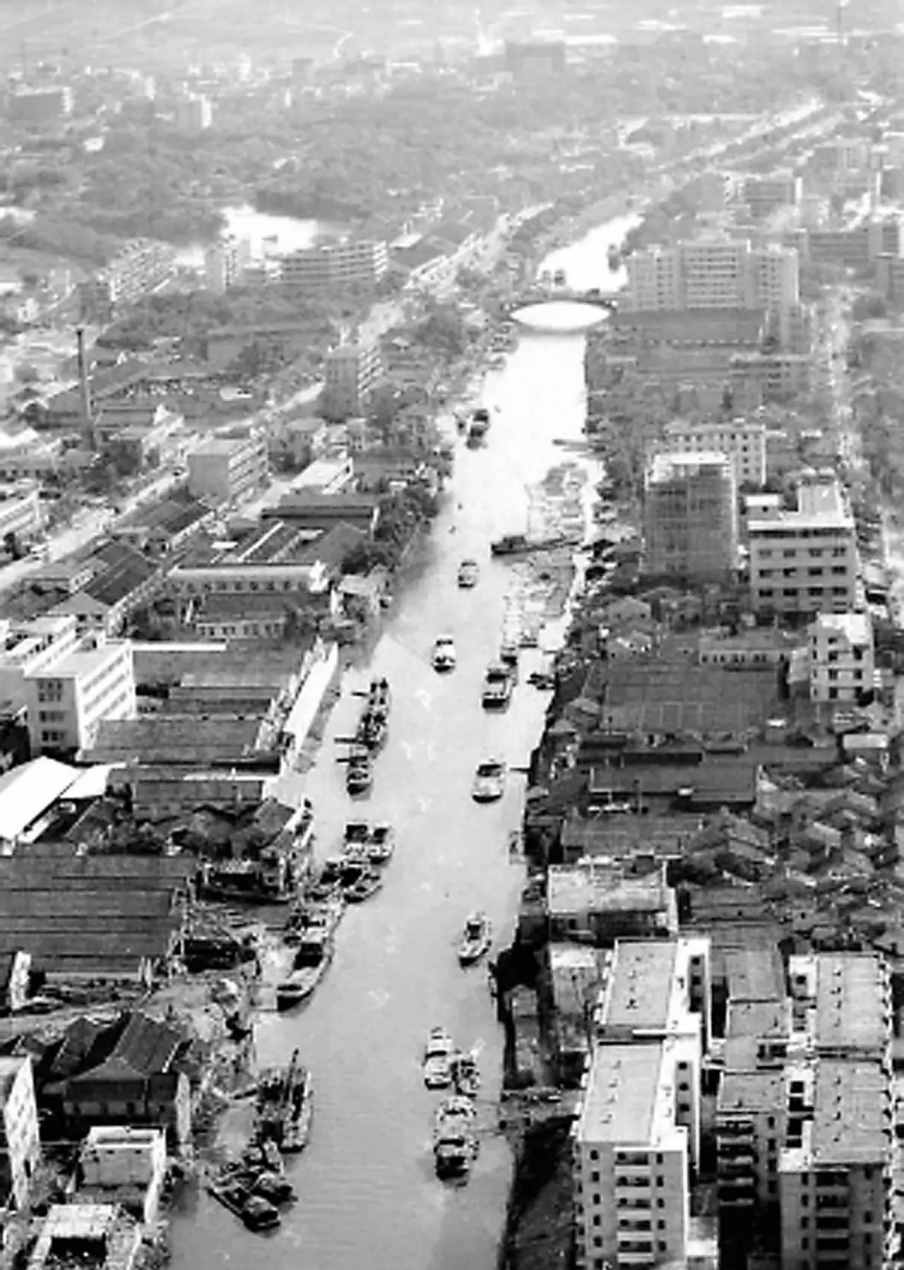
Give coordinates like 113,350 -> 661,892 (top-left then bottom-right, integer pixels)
76,326 -> 94,449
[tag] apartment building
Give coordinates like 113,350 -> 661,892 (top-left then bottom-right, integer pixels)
79,239 -> 176,320
322,336 -> 384,422
573,1042 -> 690,1270
8,86 -> 73,124
0,1056 -> 41,1210
24,638 -> 136,755
778,1059 -> 893,1270
279,239 -> 388,290
748,473 -> 860,616
808,611 -> 875,703
0,614 -> 81,709
729,352 -> 812,404
643,451 -> 738,583
187,432 -> 268,505
203,238 -> 245,293
0,483 -> 43,542
717,1067 -> 787,1216
788,952 -> 891,1061
742,171 -> 802,217
174,93 -> 212,131
662,419 -> 767,487
625,240 -> 799,311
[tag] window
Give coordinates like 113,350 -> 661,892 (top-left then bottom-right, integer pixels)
591,1171 -> 600,1183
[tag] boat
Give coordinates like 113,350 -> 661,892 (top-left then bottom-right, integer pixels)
424,1026 -> 455,1089
472,758 -> 506,803
491,532 -> 578,557
252,1172 -> 296,1206
342,860 -> 383,903
432,635 -> 457,672
458,911 -> 493,965
342,820 -> 395,865
451,1051 -> 481,1098
284,894 -> 344,944
346,747 -> 373,795
607,243 -> 621,270
254,1050 -> 314,1153
467,408 -> 490,448
481,663 -> 513,710
433,1096 -> 479,1179
356,707 -> 388,751
367,677 -> 391,715
499,643 -> 519,679
208,1178 -> 282,1231
457,558 -> 480,588
366,822 -> 395,864
552,267 -> 566,287
276,929 -> 333,1009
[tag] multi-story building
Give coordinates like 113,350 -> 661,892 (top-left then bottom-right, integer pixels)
662,418 -> 767,487
643,451 -> 738,583
174,93 -> 212,131
546,861 -> 678,943
625,240 -> 799,311
279,239 -> 388,291
8,86 -> 73,124
778,1059 -> 894,1270
187,432 -> 268,505
748,472 -> 860,616
0,482 -> 43,543
203,238 -> 245,293
0,614 -> 81,709
788,952 -> 891,1060
742,171 -> 802,217
808,611 -> 875,703
717,1067 -> 787,1217
24,638 -> 136,756
79,239 -> 176,320
322,336 -> 384,422
730,352 -> 812,405
572,1042 -> 691,1270
0,1055 -> 41,1210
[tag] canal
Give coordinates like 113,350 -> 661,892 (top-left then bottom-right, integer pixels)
169,210 -> 637,1270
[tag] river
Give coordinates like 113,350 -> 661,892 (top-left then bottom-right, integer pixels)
168,211 -> 630,1270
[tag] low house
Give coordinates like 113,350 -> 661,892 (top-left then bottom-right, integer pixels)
78,1125 -> 167,1227
27,1204 -> 141,1270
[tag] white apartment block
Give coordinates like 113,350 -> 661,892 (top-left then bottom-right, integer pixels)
717,1067 -> 787,1213
748,473 -> 860,616
625,239 -> 799,311
279,239 -> 388,290
0,1056 -> 41,1210
0,484 -> 43,543
662,418 -> 767,487
0,614 -> 81,709
187,432 -> 268,505
322,337 -> 384,421
573,1042 -> 690,1270
788,952 -> 891,1061
808,611 -> 875,704
594,937 -> 711,1169
24,638 -> 136,755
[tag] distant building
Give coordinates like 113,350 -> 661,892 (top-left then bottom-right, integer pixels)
503,39 -> 567,75
0,1055 -> 41,1210
78,239 -> 176,321
8,86 -> 73,125
626,240 -> 799,311
662,418 -> 767,487
808,611 -> 874,703
27,1204 -> 141,1270
187,432 -> 268,505
279,239 -> 388,290
742,170 -> 802,217
203,238 -> 243,293
643,450 -> 738,583
748,472 -> 860,616
24,638 -> 136,756
546,860 -> 678,944
174,93 -> 212,132
0,482 -> 43,543
322,335 -> 384,422
79,1126 -> 167,1227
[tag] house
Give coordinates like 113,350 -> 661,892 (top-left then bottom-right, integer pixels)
0,950 -> 31,1013
27,1204 -> 141,1270
50,1012 -> 192,1146
263,491 -> 380,535
78,1125 -> 167,1227
0,1055 -> 41,1210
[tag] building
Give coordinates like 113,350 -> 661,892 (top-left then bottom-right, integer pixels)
174,93 -> 212,131
79,1126 -> 167,1226
279,239 -> 388,290
78,239 -> 176,321
27,1205 -> 141,1270
808,611 -> 875,703
716,1067 -> 787,1220
8,86 -> 73,124
203,238 -> 244,293
504,38 -> 567,75
322,335 -> 384,421
572,1042 -> 691,1270
24,638 -> 136,755
778,1059 -> 893,1270
742,171 -> 802,217
187,432 -> 268,505
643,451 -> 738,583
0,483 -> 42,544
0,614 -> 81,710
546,861 -> 679,944
0,429 -> 62,482
662,418 -> 767,487
0,1055 -> 40,1210
625,240 -> 799,311
748,472 -> 860,616
788,952 -> 890,1060
729,352 -> 812,405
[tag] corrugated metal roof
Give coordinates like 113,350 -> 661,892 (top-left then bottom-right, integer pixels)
0,757 -> 78,842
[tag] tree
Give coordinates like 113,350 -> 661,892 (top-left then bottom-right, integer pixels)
2,531 -> 23,560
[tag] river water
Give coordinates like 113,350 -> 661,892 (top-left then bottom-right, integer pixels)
169,210 -> 634,1270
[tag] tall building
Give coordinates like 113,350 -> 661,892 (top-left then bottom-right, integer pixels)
8,86 -> 73,124
203,238 -> 244,294
174,93 -> 212,132
643,451 -> 738,583
748,472 -> 860,616
279,240 -> 388,291
742,171 -> 802,217
625,240 -> 799,311
662,419 -> 767,487
808,611 -> 875,703
0,1056 -> 41,1210
24,638 -> 136,756
322,335 -> 384,422
78,239 -> 176,320
187,432 -> 268,505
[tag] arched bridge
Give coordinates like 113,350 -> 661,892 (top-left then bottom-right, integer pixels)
502,290 -> 619,314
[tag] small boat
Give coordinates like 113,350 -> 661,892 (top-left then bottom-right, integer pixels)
367,677 -> 391,715
342,820 -> 372,860
491,532 -> 577,557
552,267 -> 566,287
481,663 -> 513,710
607,243 -> 620,270
433,1096 -> 479,1180
499,643 -> 519,679
472,758 -> 506,803
467,408 -> 490,448
457,558 -> 479,588
342,821 -> 395,865
366,822 -> 395,865
252,1172 -> 296,1206
432,635 -> 457,672
458,912 -> 492,965
346,747 -> 373,795
209,1178 -> 282,1231
254,1050 -> 314,1153
424,1026 -> 455,1089
356,707 -> 388,751
451,1051 -> 481,1098
342,861 -> 383,903
276,930 -> 333,1009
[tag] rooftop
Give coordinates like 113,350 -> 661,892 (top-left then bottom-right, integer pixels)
578,1042 -> 684,1149
33,640 -> 129,681
726,998 -> 789,1040
810,1059 -> 890,1165
724,946 -> 786,1001
749,475 -> 853,531
647,450 -> 733,483
811,610 -> 872,647
0,1054 -> 28,1102
718,1069 -> 785,1113
547,861 -> 670,915
0,757 -> 78,842
813,953 -> 888,1055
